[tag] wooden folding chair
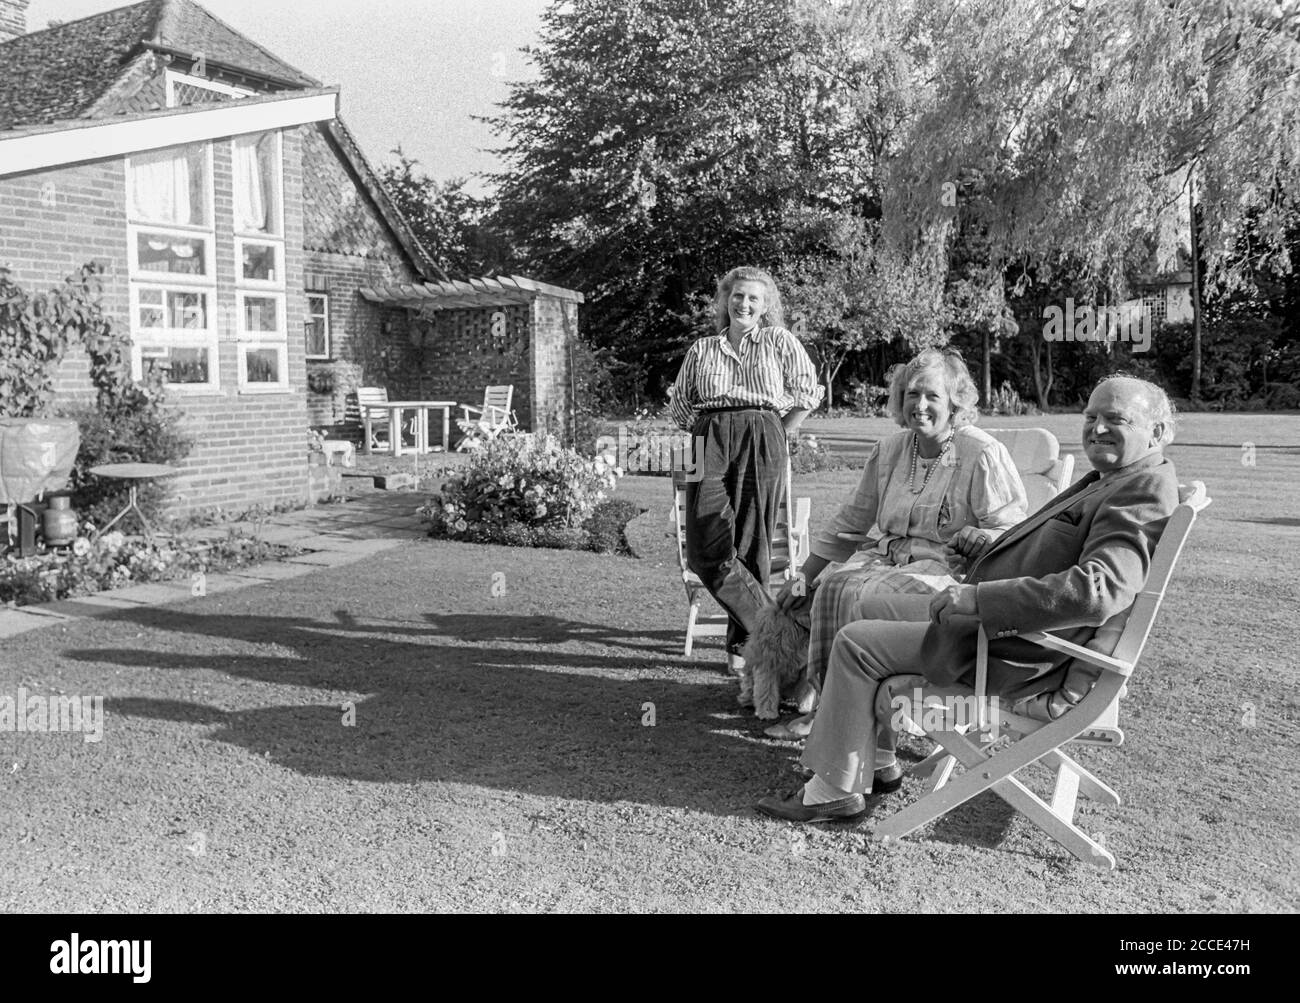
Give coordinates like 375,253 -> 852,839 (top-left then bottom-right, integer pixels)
873,481 -> 1211,869
985,428 -> 1075,511
670,463 -> 810,656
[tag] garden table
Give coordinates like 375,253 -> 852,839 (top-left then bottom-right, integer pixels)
363,401 -> 457,457
89,463 -> 182,541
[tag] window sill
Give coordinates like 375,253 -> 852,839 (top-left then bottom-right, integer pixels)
238,385 -> 294,395
159,385 -> 224,396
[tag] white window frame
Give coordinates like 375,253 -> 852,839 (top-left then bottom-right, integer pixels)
128,224 -> 214,285
128,285 -> 219,391
231,130 -> 288,393
125,142 -> 218,394
236,342 -> 290,393
235,236 -> 284,288
235,291 -> 288,392
164,69 -> 254,107
305,293 -> 330,360
231,130 -> 285,239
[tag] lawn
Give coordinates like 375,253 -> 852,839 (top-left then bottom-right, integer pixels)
1,413 -> 1296,912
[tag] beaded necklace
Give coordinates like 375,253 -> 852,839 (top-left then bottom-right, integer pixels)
908,430 -> 955,494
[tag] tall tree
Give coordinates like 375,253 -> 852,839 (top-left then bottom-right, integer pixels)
882,0 -> 1300,400
379,149 -> 506,278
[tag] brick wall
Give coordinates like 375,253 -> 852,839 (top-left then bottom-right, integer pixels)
0,158 -> 127,401
0,129 -> 313,516
300,123 -> 418,429
401,305 -> 533,436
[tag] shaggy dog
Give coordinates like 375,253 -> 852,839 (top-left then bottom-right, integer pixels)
740,603 -> 817,720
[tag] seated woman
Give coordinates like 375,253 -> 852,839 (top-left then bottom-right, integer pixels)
761,348 -> 1028,738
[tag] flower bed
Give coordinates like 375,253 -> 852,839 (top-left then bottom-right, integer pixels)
0,528 -> 302,608
418,433 -> 640,553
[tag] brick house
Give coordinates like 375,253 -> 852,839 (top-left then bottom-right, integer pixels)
0,0 -> 580,516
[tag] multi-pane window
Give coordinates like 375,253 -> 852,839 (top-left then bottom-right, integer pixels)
305,294 -> 330,359
126,143 -> 217,391
233,131 -> 287,391
1141,289 -> 1167,326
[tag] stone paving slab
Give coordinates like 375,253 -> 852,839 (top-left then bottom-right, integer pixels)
229,561 -> 321,582
28,597 -> 140,619
289,533 -> 395,552
107,582 -> 196,605
244,525 -> 316,545
198,572 -> 276,594
285,551 -> 367,568
0,609 -> 69,638
38,594 -> 144,613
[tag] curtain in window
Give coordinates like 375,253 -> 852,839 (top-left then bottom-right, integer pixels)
130,146 -> 194,224
234,134 -> 268,232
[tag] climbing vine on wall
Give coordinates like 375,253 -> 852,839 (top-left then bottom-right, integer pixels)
0,262 -> 192,523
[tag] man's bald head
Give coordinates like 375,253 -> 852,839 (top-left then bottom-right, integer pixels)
1083,376 -> 1175,473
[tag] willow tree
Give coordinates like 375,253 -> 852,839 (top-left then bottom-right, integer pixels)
882,0 -> 1300,401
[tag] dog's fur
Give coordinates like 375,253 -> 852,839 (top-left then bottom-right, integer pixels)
742,604 -> 817,720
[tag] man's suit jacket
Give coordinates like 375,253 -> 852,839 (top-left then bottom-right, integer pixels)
919,451 -> 1179,703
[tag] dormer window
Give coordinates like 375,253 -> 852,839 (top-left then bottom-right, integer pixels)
164,70 -> 253,107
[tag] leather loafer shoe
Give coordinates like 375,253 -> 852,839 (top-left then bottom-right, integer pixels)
872,765 -> 904,795
754,789 -> 867,824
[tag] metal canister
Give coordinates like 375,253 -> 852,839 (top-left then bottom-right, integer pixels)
41,493 -> 77,546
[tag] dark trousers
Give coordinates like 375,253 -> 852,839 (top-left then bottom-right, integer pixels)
684,409 -> 787,656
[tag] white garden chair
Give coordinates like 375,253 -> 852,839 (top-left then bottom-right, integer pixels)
456,385 -> 518,450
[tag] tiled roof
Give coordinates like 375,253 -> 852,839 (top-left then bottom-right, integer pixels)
153,0 -> 317,87
0,0 -> 317,130
0,1 -> 164,128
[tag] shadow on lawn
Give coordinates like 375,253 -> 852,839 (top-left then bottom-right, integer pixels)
62,607 -> 790,816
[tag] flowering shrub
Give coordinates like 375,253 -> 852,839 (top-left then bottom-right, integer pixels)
0,525 -> 300,607
790,434 -> 846,474
421,433 -> 621,539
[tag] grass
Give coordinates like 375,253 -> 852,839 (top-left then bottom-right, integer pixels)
0,414 -> 1296,912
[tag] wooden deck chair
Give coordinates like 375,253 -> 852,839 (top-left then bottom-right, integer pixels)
670,463 -> 811,656
873,481 -> 1211,870
985,428 -> 1074,511
456,385 -> 518,449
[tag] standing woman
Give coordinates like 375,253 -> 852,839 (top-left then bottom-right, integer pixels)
668,266 -> 824,676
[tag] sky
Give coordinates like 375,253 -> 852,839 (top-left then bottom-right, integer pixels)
26,0 -> 551,194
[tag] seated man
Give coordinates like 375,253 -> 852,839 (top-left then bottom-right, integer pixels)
756,375 -> 1181,822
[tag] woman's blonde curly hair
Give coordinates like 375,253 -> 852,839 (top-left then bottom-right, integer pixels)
712,266 -> 785,333
886,348 -> 981,428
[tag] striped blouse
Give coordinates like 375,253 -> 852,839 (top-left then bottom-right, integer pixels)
669,326 -> 824,430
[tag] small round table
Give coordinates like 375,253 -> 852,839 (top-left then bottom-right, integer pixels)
89,463 -> 182,540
